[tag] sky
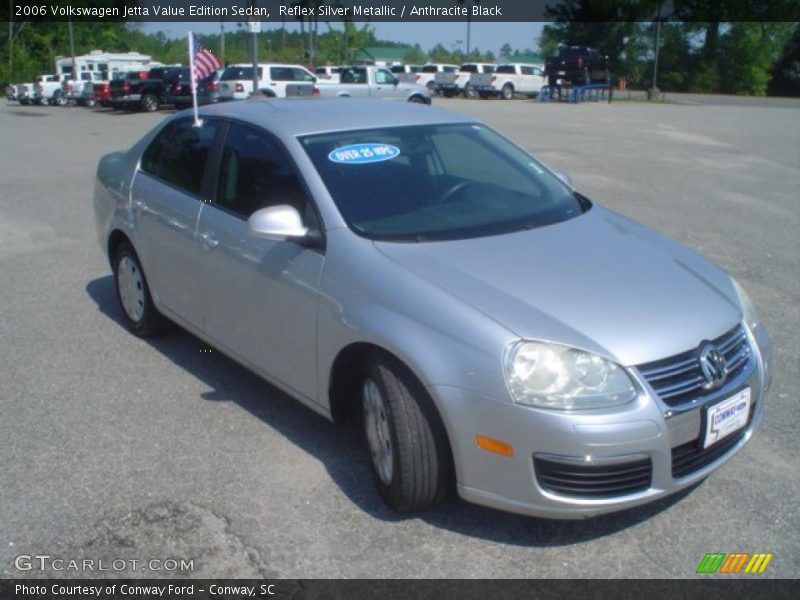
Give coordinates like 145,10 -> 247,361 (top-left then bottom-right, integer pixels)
142,21 -> 547,57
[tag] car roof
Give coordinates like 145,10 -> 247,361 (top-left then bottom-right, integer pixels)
195,98 -> 474,137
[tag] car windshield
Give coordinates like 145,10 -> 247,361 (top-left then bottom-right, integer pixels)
300,123 -> 588,241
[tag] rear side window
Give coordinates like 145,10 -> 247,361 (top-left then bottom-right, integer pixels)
421,65 -> 438,73
496,65 -> 515,74
221,66 -> 262,80
340,67 -> 367,84
141,120 -> 219,197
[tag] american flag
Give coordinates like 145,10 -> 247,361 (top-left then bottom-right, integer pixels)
191,35 -> 221,81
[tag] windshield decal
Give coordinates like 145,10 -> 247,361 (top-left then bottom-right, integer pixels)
328,143 -> 400,164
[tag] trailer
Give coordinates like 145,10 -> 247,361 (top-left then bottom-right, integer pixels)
54,50 -> 153,78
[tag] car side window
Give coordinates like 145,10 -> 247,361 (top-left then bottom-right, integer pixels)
291,68 -> 314,82
521,66 -> 534,76
216,122 -> 310,220
143,119 -> 218,197
270,67 -> 293,81
375,69 -> 394,84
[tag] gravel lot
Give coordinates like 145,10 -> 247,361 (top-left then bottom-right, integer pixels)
1,93 -> 798,579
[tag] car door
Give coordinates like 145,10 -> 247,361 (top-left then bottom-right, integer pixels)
196,121 -> 324,402
131,118 -> 221,328
373,67 -> 403,100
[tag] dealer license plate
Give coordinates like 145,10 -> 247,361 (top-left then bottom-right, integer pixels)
703,388 -> 750,449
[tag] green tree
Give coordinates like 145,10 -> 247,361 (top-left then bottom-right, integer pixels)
768,23 -> 800,96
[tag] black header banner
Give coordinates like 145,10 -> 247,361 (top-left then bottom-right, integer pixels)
0,579 -> 796,600
2,0 -> 798,23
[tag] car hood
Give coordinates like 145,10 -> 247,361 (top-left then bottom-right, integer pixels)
373,206 -> 741,366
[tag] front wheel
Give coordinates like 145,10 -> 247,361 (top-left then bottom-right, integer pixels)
362,354 -> 451,512
113,244 -> 167,337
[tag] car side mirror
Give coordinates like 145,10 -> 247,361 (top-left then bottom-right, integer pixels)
554,171 -> 574,188
247,205 -> 308,241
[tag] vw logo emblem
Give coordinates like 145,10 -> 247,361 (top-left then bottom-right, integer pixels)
699,343 -> 728,389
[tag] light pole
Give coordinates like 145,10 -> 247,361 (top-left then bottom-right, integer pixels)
649,0 -> 662,100
249,0 -> 261,98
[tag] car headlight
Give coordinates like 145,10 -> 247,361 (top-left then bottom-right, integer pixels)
731,278 -> 760,333
504,341 -> 636,410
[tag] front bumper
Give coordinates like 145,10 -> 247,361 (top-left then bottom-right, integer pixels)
432,324 -> 770,519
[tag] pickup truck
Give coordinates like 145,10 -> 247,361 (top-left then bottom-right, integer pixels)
165,67 -> 224,109
61,71 -> 106,106
544,46 -> 609,86
317,65 -> 430,103
33,74 -> 69,105
434,63 -> 495,98
15,82 -> 35,105
469,63 -> 546,99
218,63 -> 317,100
109,66 -> 182,112
389,64 -> 422,84
94,71 -> 147,108
415,63 -> 459,95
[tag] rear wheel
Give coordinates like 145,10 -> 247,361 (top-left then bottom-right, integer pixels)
501,83 -> 514,100
361,354 -> 451,512
463,83 -> 476,98
141,93 -> 158,112
408,95 -> 426,104
426,81 -> 437,96
112,244 -> 167,337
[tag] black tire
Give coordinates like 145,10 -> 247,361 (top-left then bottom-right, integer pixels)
85,98 -> 96,108
361,353 -> 451,512
426,81 -> 437,96
463,83 -> 475,99
112,243 -> 167,337
408,95 -> 426,104
501,83 -> 514,100
140,93 -> 158,112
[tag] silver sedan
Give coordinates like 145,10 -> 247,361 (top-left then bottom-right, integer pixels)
93,99 -> 771,519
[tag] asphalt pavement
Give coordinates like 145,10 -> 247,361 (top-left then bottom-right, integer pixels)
0,94 -> 798,579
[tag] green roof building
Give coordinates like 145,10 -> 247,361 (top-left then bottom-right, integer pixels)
355,46 -> 417,65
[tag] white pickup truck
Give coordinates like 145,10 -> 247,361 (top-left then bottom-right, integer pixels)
218,63 -> 317,100
434,63 -> 496,98
469,63 -> 547,99
34,74 -> 69,105
415,63 -> 459,95
317,65 -> 431,103
15,82 -> 36,105
64,71 -> 106,105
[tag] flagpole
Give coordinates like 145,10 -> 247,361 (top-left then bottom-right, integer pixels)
187,31 -> 202,127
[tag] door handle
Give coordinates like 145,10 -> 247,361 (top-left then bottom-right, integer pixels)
200,232 -> 219,249
167,218 -> 184,231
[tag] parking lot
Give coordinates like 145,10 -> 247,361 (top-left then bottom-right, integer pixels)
1,94 -> 798,578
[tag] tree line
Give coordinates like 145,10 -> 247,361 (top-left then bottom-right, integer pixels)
2,11 -> 798,96
540,1 -> 799,96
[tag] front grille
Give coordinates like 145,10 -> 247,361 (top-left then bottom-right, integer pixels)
637,325 -> 750,407
534,456 -> 652,498
671,428 -> 747,478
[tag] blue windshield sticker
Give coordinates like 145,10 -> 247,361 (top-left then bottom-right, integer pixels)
328,143 -> 400,164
